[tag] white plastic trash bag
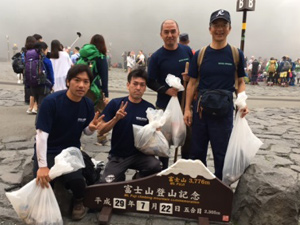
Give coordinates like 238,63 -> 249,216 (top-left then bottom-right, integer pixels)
222,110 -> 263,185
6,179 -> 61,225
6,147 -> 85,225
162,97 -> 186,147
161,74 -> 186,147
133,108 -> 170,157
48,147 -> 85,179
165,74 -> 184,91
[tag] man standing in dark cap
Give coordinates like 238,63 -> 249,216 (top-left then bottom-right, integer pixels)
179,33 -> 190,45
184,9 -> 249,180
179,33 -> 195,55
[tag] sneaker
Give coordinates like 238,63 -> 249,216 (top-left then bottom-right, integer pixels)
26,109 -> 32,114
72,199 -> 87,221
17,80 -> 22,84
32,109 -> 38,114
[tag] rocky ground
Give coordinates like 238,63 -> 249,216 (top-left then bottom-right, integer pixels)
0,62 -> 300,224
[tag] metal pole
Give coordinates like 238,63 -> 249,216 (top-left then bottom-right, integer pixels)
240,10 -> 247,52
6,35 -> 10,61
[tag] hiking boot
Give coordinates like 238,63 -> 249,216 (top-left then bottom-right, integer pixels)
72,198 -> 87,221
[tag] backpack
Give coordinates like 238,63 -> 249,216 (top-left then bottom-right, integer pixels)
76,44 -> 105,105
197,45 -> 240,93
76,44 -> 105,74
268,60 -> 276,73
11,52 -> 25,74
282,60 -> 291,72
81,151 -> 103,185
24,49 -> 47,87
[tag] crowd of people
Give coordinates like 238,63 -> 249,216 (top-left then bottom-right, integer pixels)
12,8 -> 298,222
245,55 -> 300,87
121,50 -> 149,74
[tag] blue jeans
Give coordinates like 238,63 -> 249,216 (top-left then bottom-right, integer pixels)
190,101 -> 233,180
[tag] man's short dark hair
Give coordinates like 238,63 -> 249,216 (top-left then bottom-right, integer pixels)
66,64 -> 93,87
33,34 -> 43,41
160,19 -> 179,32
127,69 -> 147,83
75,46 -> 80,51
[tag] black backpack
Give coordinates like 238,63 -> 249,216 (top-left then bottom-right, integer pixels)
81,151 -> 104,185
12,52 -> 25,74
282,61 -> 291,72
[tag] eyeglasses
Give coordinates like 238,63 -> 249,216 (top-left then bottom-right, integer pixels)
211,23 -> 230,28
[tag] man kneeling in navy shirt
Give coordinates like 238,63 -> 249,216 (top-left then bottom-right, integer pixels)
34,64 -> 105,221
99,69 -> 162,183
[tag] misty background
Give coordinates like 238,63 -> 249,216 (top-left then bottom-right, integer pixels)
1,0 -> 300,64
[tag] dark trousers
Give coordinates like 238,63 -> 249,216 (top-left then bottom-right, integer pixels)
30,86 -> 51,110
101,153 -> 161,183
33,151 -> 86,199
189,101 -> 233,180
267,72 -> 275,83
24,85 -> 30,103
251,72 -> 258,83
31,86 -> 51,125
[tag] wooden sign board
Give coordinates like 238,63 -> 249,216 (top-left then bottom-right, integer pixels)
84,159 -> 233,223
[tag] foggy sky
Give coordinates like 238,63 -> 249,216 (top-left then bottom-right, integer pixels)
1,0 -> 300,63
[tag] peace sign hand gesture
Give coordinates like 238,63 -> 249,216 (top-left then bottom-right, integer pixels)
89,111 -> 105,132
114,101 -> 128,121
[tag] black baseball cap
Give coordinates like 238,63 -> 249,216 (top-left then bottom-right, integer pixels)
179,33 -> 189,42
210,9 -> 231,24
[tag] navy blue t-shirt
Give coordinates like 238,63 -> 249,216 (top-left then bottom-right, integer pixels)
36,90 -> 94,154
102,96 -> 155,157
148,44 -> 193,109
189,44 -> 246,92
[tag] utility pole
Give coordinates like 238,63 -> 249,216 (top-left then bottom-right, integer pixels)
236,0 -> 256,52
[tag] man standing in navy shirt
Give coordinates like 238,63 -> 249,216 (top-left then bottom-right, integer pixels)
34,65 -> 105,221
147,19 -> 193,168
99,69 -> 161,183
184,9 -> 249,180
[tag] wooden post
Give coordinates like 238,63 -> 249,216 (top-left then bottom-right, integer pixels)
98,206 -> 113,225
174,62 -> 189,163
198,217 -> 210,225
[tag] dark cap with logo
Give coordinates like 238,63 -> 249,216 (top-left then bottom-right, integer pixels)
210,9 -> 231,24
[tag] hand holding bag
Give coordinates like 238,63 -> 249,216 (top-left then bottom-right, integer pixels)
6,147 -> 85,225
133,108 -> 170,157
222,93 -> 263,185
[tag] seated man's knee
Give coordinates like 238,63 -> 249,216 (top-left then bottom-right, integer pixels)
142,157 -> 162,175
101,172 -> 126,183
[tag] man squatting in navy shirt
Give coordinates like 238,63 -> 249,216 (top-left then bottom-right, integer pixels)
99,69 -> 161,183
147,19 -> 193,169
184,9 -> 249,180
34,64 -> 106,220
